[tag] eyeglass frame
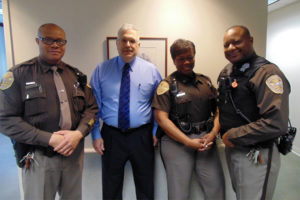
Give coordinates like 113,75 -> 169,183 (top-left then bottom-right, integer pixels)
38,36 -> 67,46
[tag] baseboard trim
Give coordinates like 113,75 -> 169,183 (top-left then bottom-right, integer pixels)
84,148 -> 96,153
292,146 -> 300,157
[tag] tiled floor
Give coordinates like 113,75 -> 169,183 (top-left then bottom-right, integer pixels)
1,133 -> 300,200
273,152 -> 300,200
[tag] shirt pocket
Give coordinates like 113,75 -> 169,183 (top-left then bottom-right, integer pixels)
138,83 -> 153,100
23,83 -> 47,117
72,88 -> 85,113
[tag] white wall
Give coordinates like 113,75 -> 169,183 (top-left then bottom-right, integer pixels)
267,1 -> 300,154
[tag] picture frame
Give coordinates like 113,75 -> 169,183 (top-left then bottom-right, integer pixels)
107,37 -> 168,77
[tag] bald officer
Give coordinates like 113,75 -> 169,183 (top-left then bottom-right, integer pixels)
218,25 -> 290,200
0,23 -> 98,200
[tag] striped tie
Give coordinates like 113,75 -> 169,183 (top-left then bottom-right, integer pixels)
118,63 -> 130,131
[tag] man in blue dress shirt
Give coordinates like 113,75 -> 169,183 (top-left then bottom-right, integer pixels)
90,24 -> 162,200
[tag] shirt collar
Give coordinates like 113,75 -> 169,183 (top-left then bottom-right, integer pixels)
232,53 -> 258,75
117,56 -> 137,71
174,71 -> 196,84
38,57 -> 65,73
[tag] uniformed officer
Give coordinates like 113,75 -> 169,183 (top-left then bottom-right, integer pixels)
0,23 -> 98,200
218,25 -> 290,200
152,39 -> 225,200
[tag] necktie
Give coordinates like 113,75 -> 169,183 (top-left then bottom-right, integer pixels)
51,66 -> 72,130
118,63 -> 130,131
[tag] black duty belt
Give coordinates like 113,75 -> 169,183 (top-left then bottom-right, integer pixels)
104,123 -> 152,134
35,146 -> 58,157
191,120 -> 209,134
251,139 -> 275,149
173,118 -> 212,135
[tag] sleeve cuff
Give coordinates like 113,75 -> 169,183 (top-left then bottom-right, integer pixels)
77,124 -> 89,137
36,130 -> 52,147
91,126 -> 102,140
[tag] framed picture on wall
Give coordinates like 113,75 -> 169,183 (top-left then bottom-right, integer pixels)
107,37 -> 168,77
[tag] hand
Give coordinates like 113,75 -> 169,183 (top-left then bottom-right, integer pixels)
153,135 -> 158,147
198,132 -> 215,152
222,132 -> 234,148
49,134 -> 64,149
185,138 -> 206,150
53,130 -> 83,156
93,138 -> 105,155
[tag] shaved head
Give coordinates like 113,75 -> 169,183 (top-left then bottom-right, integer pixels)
36,23 -> 66,64
38,23 -> 65,37
225,25 -> 251,38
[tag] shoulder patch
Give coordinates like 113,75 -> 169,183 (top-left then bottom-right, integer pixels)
0,72 -> 14,90
88,118 -> 95,126
156,81 -> 169,95
266,75 -> 283,94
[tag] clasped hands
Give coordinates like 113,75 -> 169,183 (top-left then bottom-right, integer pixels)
186,132 -> 215,152
49,130 -> 83,156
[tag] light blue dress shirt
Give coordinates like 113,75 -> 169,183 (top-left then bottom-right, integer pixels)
90,56 -> 162,140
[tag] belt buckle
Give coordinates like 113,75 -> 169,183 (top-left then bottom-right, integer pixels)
123,127 -> 135,134
195,125 -> 201,133
194,122 -> 206,134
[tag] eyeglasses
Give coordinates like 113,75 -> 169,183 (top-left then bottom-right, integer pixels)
118,38 -> 138,45
38,36 -> 67,46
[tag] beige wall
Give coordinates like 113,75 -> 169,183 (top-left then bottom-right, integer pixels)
2,0 -> 269,199
2,0 -> 268,152
3,0 -> 268,84
267,1 -> 300,154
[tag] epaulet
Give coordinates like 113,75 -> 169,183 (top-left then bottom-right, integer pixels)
164,72 -> 176,83
244,56 -> 271,78
65,63 -> 88,88
65,63 -> 84,76
10,57 -> 38,71
197,73 -> 211,82
196,73 -> 214,88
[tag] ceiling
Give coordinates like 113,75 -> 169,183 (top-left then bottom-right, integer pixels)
0,0 -> 298,15
268,0 -> 300,12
